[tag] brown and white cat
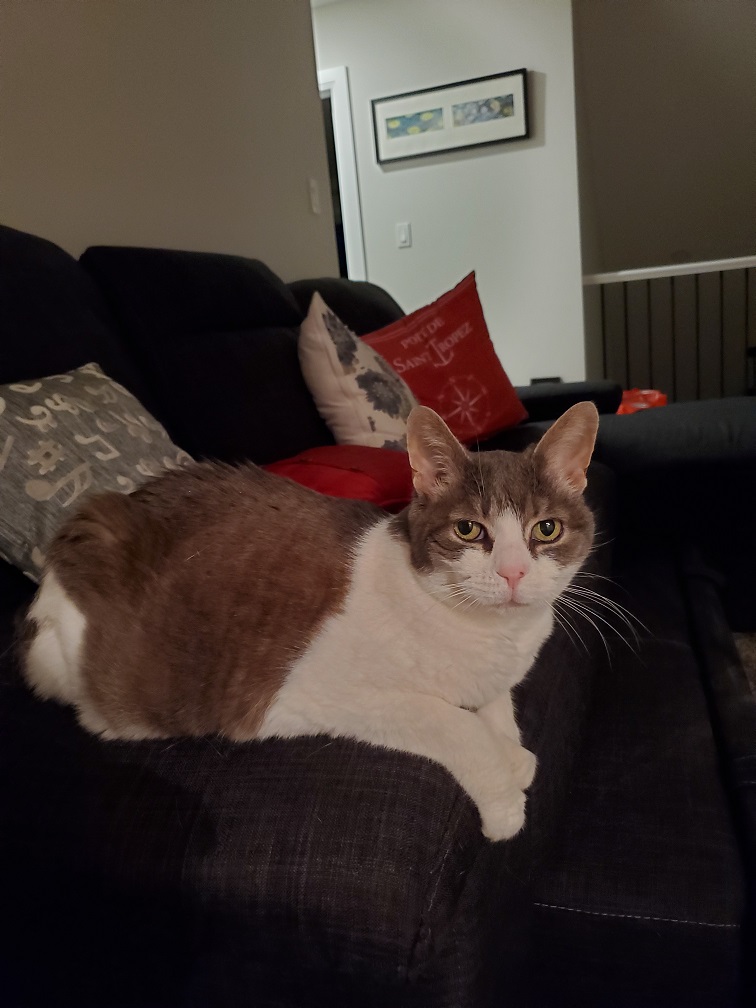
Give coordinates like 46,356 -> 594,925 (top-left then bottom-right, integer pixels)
21,402 -> 598,841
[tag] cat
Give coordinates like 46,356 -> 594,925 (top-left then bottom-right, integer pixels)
20,402 -> 598,842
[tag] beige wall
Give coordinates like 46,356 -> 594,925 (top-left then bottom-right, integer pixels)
0,0 -> 339,280
573,0 -> 756,273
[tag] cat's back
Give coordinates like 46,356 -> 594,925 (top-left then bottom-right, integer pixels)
32,461 -> 385,739
50,460 -> 382,596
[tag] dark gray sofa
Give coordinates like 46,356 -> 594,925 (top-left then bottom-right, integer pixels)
0,224 -> 754,1007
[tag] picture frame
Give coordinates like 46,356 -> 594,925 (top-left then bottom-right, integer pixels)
371,69 -> 529,165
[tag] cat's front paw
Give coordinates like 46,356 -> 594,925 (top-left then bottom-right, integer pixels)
479,787 -> 526,842
510,746 -> 537,791
494,736 -> 537,791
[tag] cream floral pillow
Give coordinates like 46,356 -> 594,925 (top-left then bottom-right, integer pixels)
298,292 -> 417,450
0,362 -> 191,581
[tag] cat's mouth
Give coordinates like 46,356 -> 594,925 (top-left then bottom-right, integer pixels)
467,589 -> 530,611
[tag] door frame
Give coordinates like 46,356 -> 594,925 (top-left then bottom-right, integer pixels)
318,65 -> 367,281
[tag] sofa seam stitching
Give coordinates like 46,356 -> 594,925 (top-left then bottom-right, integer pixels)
533,901 -> 739,929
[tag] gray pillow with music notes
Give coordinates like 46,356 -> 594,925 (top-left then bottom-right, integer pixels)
0,362 -> 192,581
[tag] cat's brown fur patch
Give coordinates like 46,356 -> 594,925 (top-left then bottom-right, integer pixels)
46,462 -> 382,739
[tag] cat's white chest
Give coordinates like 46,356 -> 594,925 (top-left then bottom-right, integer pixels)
260,522 -> 553,739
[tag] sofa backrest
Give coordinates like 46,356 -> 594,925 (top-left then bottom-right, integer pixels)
288,277 -> 404,336
80,246 -> 336,466
0,225 -> 148,402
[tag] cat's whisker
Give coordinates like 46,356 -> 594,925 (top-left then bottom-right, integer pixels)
555,600 -> 596,656
563,585 -> 647,642
551,603 -> 589,654
556,595 -> 614,662
573,570 -> 617,584
586,535 -> 616,554
557,593 -> 637,661
571,572 -> 643,614
571,570 -> 643,619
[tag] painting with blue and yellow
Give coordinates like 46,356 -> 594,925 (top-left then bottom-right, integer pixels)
452,94 -> 514,127
385,108 -> 443,140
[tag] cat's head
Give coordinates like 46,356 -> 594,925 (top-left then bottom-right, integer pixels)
398,403 -> 598,612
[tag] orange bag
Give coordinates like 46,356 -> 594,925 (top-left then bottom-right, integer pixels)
617,388 -> 668,414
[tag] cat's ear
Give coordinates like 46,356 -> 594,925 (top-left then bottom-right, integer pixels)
534,401 -> 599,494
406,406 -> 468,499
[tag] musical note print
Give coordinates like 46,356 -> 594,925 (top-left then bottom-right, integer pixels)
25,462 -> 92,507
74,433 -> 121,461
95,415 -> 120,433
26,439 -> 66,475
9,382 -> 42,394
44,393 -> 95,416
135,459 -> 160,478
116,475 -> 136,494
162,450 -> 192,471
85,383 -> 119,405
79,363 -> 105,377
109,410 -> 153,442
16,405 -> 57,433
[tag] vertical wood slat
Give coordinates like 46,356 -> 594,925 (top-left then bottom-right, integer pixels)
625,280 -> 651,389
649,277 -> 674,400
594,264 -> 753,400
697,271 -> 723,399
672,275 -> 697,402
748,267 -> 756,395
602,282 -> 628,388
582,285 -> 605,382
722,269 -> 747,397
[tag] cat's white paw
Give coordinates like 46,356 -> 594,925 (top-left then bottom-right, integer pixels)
510,746 -> 537,791
492,735 -> 538,791
479,787 -> 526,842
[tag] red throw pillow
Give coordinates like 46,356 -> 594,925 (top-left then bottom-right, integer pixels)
263,444 -> 413,512
362,273 -> 527,444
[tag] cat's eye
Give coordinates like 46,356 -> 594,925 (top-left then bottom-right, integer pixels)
532,519 -> 563,543
454,520 -> 485,542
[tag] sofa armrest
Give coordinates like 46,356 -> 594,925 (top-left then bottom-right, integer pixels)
514,380 -> 622,421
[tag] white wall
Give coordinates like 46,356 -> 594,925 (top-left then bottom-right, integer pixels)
0,0 -> 339,280
312,0 -> 585,384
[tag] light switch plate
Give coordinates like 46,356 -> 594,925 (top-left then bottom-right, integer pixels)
395,222 -> 412,248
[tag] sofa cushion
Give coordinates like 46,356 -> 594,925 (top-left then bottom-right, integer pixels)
594,398 -> 756,632
298,293 -> 417,450
361,273 -> 527,444
0,362 -> 189,580
528,548 -> 745,1007
264,444 -> 413,512
80,247 -> 336,464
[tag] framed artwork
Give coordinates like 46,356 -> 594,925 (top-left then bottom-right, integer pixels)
371,69 -> 529,164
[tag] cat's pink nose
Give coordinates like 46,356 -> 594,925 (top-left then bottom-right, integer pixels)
496,564 -> 527,589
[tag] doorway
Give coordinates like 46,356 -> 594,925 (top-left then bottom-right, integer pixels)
318,66 -> 367,281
